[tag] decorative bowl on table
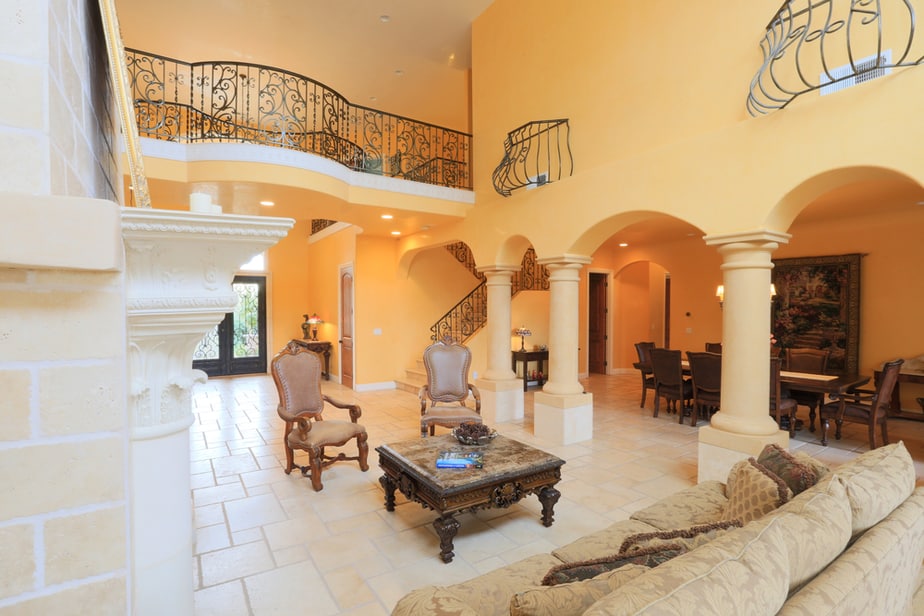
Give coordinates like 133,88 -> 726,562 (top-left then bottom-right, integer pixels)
452,423 -> 497,446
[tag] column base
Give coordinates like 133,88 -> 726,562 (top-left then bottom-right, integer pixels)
698,425 -> 789,483
475,378 -> 524,424
534,391 -> 594,445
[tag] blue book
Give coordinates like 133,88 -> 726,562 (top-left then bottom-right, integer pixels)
436,451 -> 484,469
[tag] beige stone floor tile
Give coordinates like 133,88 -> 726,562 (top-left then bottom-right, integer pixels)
225,493 -> 288,533
194,580 -> 250,616
196,523 -> 231,555
194,503 -> 225,529
199,541 -> 275,587
324,566 -> 378,610
245,560 -> 339,616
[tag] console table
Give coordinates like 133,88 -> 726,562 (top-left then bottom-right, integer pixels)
291,339 -> 332,380
512,349 -> 548,391
874,367 -> 924,422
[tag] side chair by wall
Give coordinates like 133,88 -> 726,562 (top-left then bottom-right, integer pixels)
704,342 -> 723,354
633,341 -> 656,408
819,358 -> 904,449
649,348 -> 693,423
770,357 -> 799,437
271,341 -> 369,491
419,336 -> 482,437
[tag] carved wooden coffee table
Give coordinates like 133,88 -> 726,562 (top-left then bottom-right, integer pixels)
376,434 -> 564,563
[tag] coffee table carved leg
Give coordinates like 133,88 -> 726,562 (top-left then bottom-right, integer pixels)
538,485 -> 561,527
379,475 -> 396,512
433,514 -> 461,563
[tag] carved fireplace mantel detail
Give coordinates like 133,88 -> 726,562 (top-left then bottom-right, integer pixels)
122,208 -> 294,439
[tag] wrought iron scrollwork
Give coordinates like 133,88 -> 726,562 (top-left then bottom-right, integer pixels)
125,49 -> 472,189
492,119 -> 573,197
748,0 -> 923,115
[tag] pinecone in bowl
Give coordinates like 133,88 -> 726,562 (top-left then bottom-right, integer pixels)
452,422 -> 497,446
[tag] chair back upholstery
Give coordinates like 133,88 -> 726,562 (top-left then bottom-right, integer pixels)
635,341 -> 655,365
872,358 -> 905,419
688,351 -> 722,394
271,342 -> 325,422
423,339 -> 473,404
704,342 -> 723,354
785,348 -> 830,374
650,348 -> 684,388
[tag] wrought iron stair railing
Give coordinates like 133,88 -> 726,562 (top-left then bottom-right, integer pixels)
430,246 -> 549,342
125,49 -> 472,189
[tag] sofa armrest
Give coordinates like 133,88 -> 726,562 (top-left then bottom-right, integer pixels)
629,480 -> 728,530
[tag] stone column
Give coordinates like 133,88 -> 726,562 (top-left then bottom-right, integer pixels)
475,267 -> 523,424
698,230 -> 790,482
122,208 -> 293,616
533,257 -> 593,444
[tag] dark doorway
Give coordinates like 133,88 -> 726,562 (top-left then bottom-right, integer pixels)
588,272 -> 607,374
192,275 -> 268,377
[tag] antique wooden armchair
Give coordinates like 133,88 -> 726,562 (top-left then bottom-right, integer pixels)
650,348 -> 693,422
687,351 -> 722,426
419,337 -> 482,437
819,358 -> 904,449
270,341 -> 369,491
633,341 -> 656,408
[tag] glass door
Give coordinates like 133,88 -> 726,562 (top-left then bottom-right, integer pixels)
193,275 -> 267,377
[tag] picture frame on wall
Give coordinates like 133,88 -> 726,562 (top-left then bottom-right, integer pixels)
771,253 -> 861,375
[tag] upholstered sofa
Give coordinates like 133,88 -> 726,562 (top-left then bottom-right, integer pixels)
392,442 -> 924,616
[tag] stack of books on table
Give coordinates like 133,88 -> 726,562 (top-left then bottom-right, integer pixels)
436,451 -> 484,469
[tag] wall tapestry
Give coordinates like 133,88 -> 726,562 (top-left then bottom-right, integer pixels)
771,253 -> 861,375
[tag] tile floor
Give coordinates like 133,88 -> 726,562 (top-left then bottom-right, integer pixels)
189,373 -> 924,615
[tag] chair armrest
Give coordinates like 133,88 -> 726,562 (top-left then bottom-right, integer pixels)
830,388 -> 876,403
418,385 -> 430,414
468,383 -> 481,413
322,395 -> 363,422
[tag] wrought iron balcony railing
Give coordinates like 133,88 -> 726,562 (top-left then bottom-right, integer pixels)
126,49 -> 472,189
748,0 -> 924,115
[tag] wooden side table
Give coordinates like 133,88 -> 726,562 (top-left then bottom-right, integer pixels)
291,339 -> 332,380
512,349 -> 548,391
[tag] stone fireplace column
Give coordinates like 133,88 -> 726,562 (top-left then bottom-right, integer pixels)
475,266 -> 523,424
698,230 -> 790,482
122,208 -> 293,616
533,257 -> 593,445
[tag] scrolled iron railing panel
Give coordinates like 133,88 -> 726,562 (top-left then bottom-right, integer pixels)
492,119 -> 573,197
748,0 -> 923,115
125,48 -> 472,189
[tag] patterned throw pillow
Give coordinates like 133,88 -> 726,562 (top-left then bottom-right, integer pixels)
541,544 -> 686,586
757,443 -> 818,495
510,565 -> 649,616
720,458 -> 792,524
792,450 -> 830,481
617,520 -> 743,554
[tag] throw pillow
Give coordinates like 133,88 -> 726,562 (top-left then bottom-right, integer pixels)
720,458 -> 792,524
792,450 -> 830,481
757,443 -> 818,495
617,520 -> 743,554
541,544 -> 686,586
510,565 -> 648,616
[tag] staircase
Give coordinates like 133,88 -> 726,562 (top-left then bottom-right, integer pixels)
394,243 -> 550,392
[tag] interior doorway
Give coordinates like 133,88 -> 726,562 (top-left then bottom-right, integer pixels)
192,275 -> 268,377
340,265 -> 354,389
588,272 -> 608,374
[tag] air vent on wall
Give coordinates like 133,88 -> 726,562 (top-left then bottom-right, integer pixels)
820,50 -> 892,96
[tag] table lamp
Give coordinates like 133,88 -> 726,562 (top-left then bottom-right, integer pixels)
514,326 -> 532,352
307,313 -> 323,341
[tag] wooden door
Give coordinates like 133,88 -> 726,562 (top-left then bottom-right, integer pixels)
340,267 -> 354,389
588,272 -> 607,374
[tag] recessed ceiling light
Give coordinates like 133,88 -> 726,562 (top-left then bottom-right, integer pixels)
381,214 -> 393,219
259,200 -> 274,206
618,242 -> 628,247
391,231 -> 401,236
394,69 -> 404,76
379,14 -> 390,23
369,95 -> 378,102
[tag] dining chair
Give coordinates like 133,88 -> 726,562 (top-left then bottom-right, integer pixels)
633,341 -> 656,408
770,357 -> 799,436
649,348 -> 693,422
687,351 -> 721,426
270,341 -> 369,491
704,342 -> 723,354
818,358 -> 904,449
783,347 -> 831,432
419,336 -> 482,437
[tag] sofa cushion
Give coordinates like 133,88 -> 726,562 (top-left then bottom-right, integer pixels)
541,544 -> 685,585
509,565 -> 648,616
390,553 -> 561,616
757,472 -> 853,592
552,519 -> 660,563
583,516 -> 791,615
720,458 -> 792,524
757,443 -> 817,495
831,441 -> 916,537
617,520 -> 742,554
792,450 -> 830,481
629,480 -> 728,530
